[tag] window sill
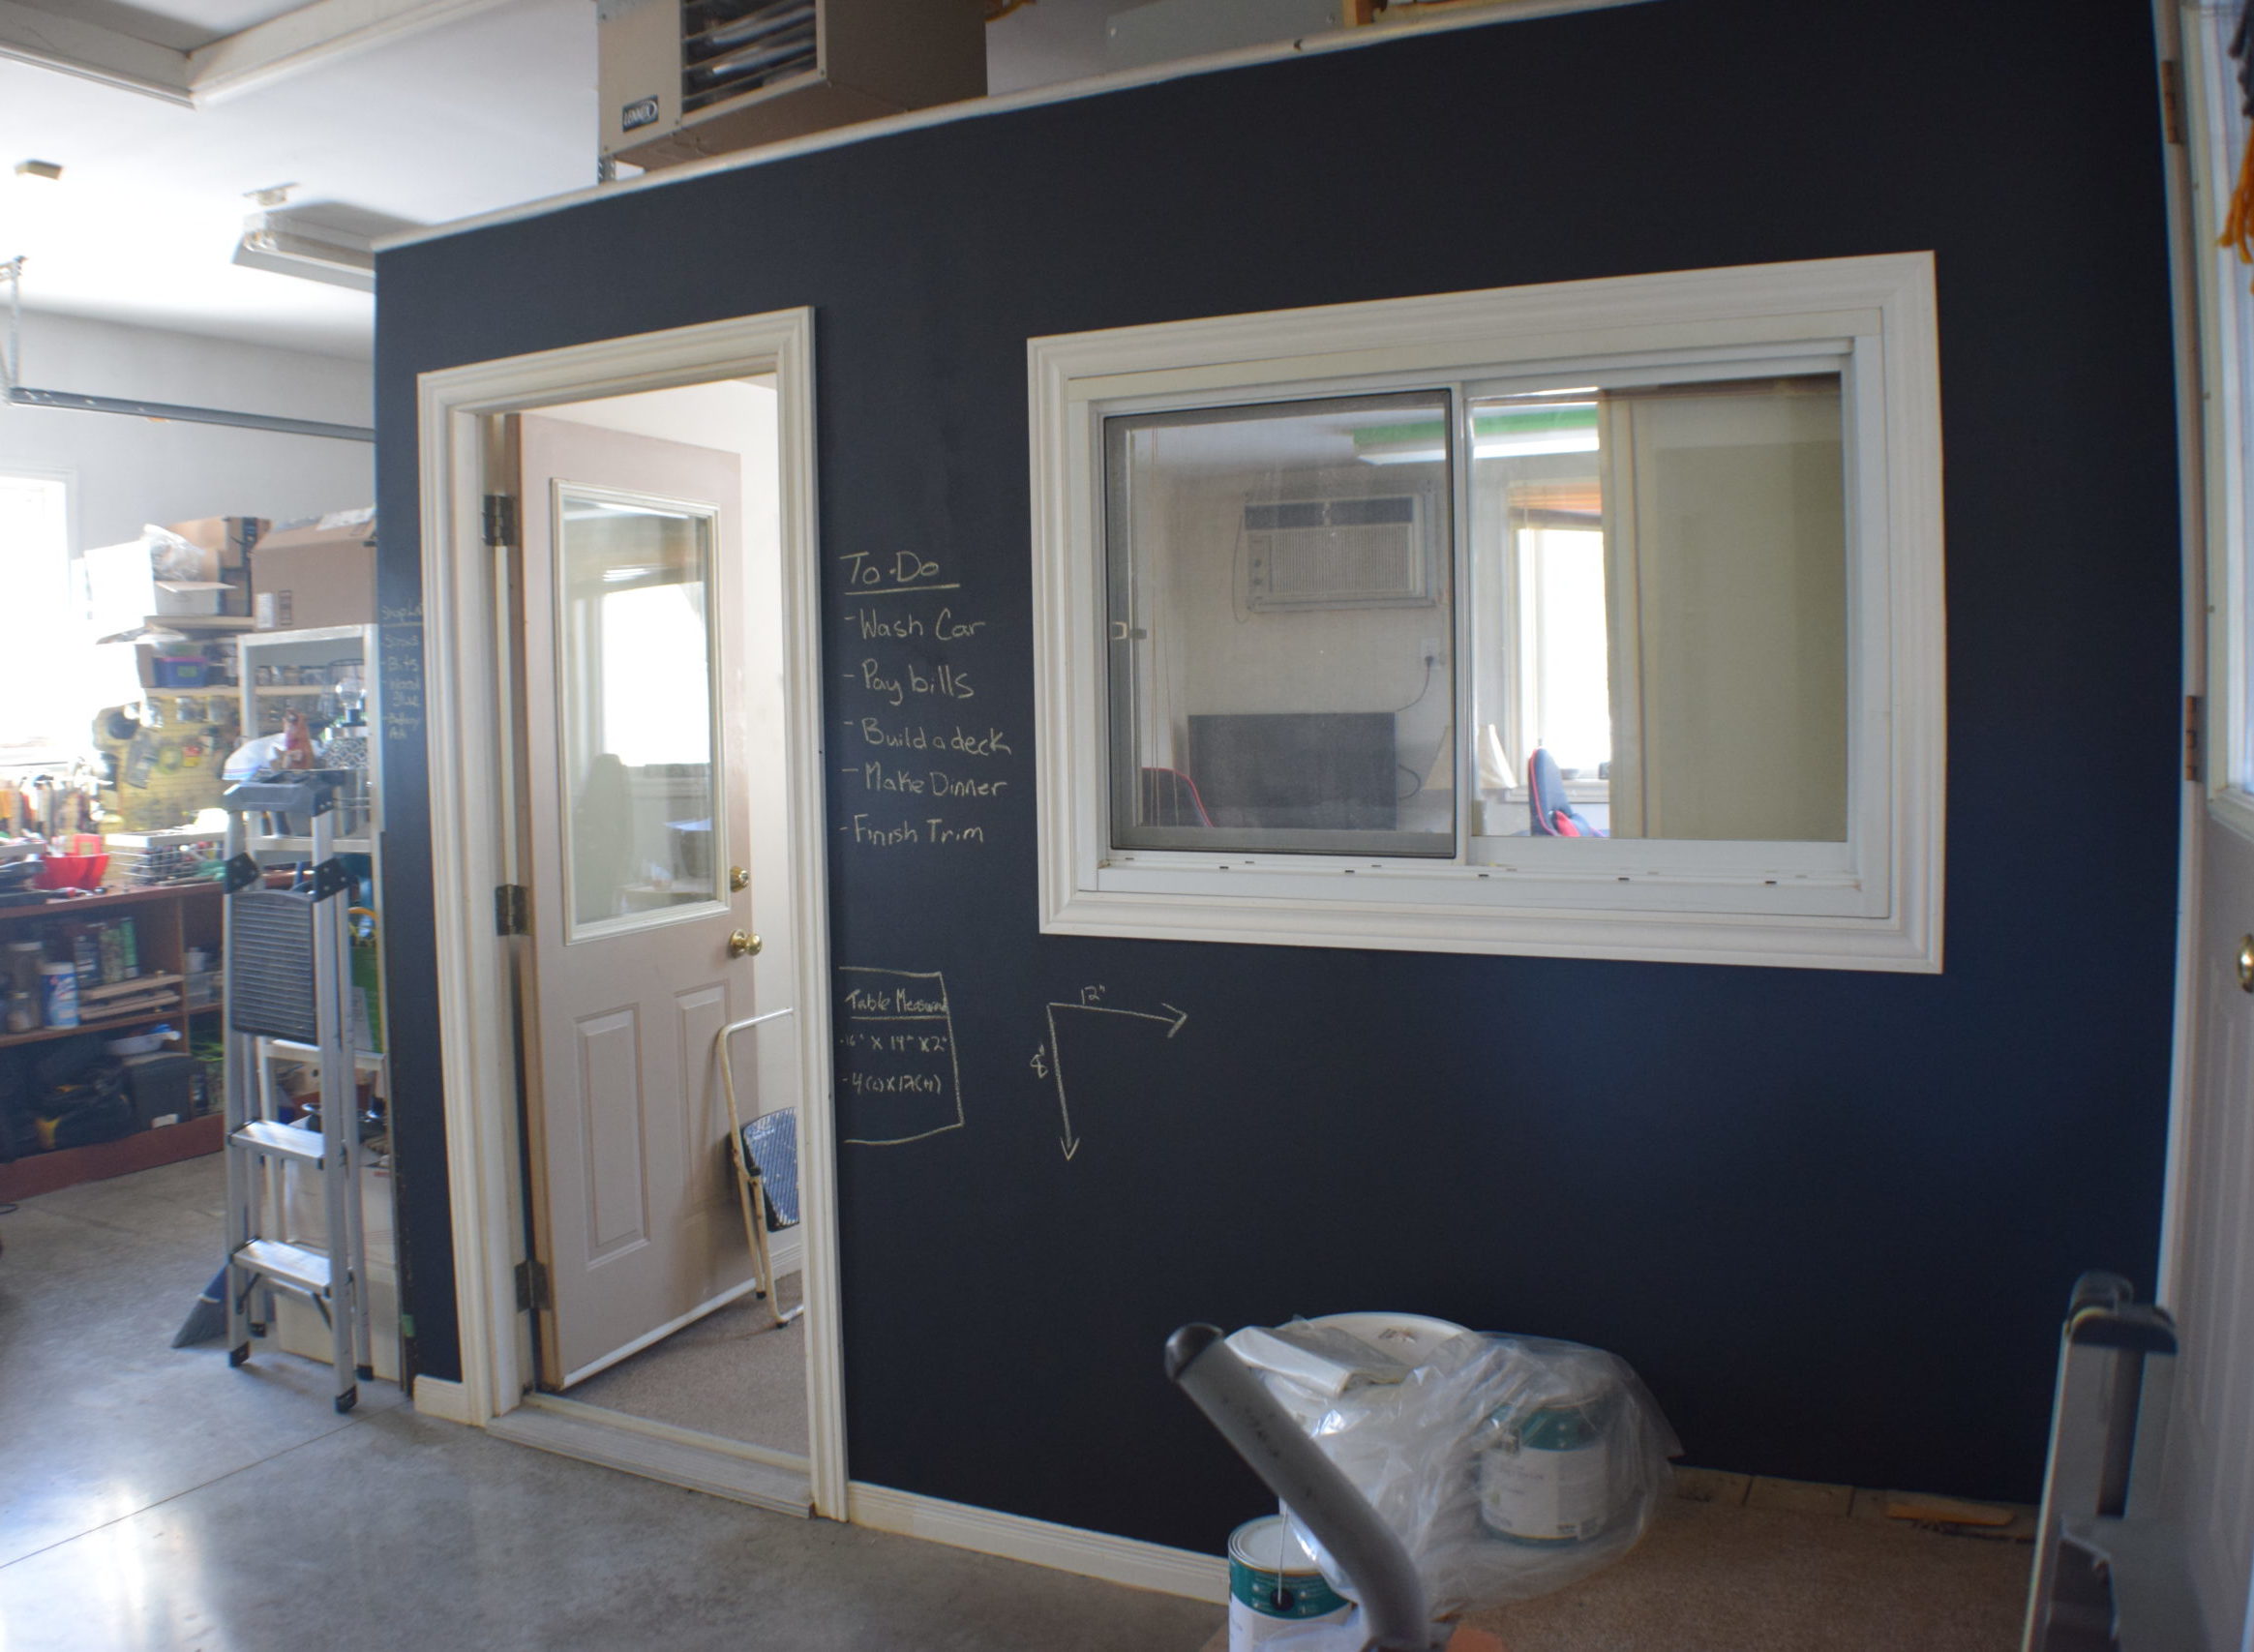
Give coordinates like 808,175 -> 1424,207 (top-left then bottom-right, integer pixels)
1042,874 -> 1938,971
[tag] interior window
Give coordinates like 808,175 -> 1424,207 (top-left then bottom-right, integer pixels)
556,489 -> 721,932
1467,374 -> 1847,844
1031,254 -> 1943,970
1104,392 -> 1455,857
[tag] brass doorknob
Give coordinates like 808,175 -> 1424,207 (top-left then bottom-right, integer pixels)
729,930 -> 762,958
729,866 -> 750,892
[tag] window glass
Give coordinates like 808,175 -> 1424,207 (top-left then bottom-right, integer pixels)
1467,374 -> 1848,842
0,475 -> 76,752
1103,392 -> 1456,856
556,489 -> 721,935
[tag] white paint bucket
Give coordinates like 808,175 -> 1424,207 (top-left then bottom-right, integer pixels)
1228,1515 -> 1350,1648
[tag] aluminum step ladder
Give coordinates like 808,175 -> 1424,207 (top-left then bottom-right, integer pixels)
220,769 -> 372,1413
2022,1273 -> 2202,1652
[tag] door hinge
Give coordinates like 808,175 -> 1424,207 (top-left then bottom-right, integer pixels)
514,1258 -> 550,1311
483,493 -> 519,549
2162,59 -> 2187,147
496,884 -> 530,937
2187,694 -> 2203,783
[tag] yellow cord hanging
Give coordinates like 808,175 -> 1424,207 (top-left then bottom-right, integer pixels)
2222,129 -> 2254,278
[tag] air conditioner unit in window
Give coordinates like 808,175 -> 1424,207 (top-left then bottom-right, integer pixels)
1242,495 -> 1438,611
598,0 -> 986,174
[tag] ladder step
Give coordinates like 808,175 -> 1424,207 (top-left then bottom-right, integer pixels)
235,1238 -> 331,1297
260,1036 -> 385,1071
231,1120 -> 325,1165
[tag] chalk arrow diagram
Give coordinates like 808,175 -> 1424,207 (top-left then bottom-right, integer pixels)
1043,1000 -> 1189,1159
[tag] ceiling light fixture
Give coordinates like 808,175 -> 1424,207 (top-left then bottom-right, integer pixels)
231,212 -> 375,293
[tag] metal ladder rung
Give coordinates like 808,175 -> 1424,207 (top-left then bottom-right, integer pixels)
231,1119 -> 325,1165
260,1036 -> 384,1071
235,1238 -> 331,1298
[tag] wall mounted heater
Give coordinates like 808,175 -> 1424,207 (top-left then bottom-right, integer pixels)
598,0 -> 986,173
1243,495 -> 1439,611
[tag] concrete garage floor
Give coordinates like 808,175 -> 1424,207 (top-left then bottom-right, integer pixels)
0,1158 -> 1217,1652
1,1157 -> 2033,1652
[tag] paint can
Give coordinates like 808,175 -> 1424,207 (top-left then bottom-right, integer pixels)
1478,1373 -> 1622,1546
1228,1515 -> 1350,1648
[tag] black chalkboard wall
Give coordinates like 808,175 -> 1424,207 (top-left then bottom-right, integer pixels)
375,0 -> 2180,1542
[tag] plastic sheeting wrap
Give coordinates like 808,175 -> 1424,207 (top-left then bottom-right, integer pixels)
1235,1315 -> 1680,1623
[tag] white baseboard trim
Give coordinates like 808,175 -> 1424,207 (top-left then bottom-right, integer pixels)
411,1375 -> 472,1424
848,1483 -> 1227,1603
493,1401 -> 812,1517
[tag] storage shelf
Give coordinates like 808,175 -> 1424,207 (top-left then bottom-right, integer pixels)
0,1000 -> 185,1049
81,972 -> 184,1003
148,615 -> 254,631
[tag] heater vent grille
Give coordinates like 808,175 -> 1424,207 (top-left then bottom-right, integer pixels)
681,0 -> 816,115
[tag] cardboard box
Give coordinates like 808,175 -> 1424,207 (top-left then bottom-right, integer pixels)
157,517 -> 265,582
253,509 -> 376,631
153,581 -> 238,617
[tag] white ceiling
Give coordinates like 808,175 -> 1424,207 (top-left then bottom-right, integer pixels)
0,0 -> 1121,361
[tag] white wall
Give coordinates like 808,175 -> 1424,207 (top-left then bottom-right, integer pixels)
0,310 -> 374,550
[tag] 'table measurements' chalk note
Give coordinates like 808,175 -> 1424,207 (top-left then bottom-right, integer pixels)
837,966 -> 966,1146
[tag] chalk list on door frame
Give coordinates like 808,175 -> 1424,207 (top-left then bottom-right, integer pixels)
836,966 -> 966,1146
377,603 -> 425,743
833,550 -> 1009,850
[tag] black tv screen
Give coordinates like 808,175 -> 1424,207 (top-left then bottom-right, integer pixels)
1187,712 -> 1397,832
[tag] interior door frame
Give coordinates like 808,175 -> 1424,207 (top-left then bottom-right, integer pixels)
412,310 -> 845,1517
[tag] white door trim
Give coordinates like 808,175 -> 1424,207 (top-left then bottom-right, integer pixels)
412,308 -> 845,1518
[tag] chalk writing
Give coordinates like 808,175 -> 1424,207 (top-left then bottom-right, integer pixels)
834,548 -> 1014,854
839,550 -> 959,596
1036,991 -> 1188,1160
845,719 -> 1012,758
840,814 -> 986,847
837,967 -> 965,1146
849,607 -> 986,642
852,658 -> 976,706
378,619 -> 424,742
839,763 -> 1010,799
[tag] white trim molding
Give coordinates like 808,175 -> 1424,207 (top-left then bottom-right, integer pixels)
1028,253 -> 1947,973
0,0 -> 517,107
848,1485 -> 1228,1604
413,308 -> 844,1517
410,1374 -> 472,1424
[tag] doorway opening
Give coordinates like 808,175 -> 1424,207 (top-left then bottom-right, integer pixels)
507,379 -> 808,1461
412,312 -> 842,1517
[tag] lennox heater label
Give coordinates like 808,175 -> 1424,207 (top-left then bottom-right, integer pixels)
620,96 -> 660,133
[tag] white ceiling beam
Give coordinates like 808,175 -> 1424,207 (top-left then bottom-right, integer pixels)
0,2 -> 192,105
187,0 -> 525,104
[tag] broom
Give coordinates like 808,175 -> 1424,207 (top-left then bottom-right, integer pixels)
172,1264 -> 228,1347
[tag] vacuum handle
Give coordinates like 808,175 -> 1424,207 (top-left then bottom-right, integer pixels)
1166,1323 -> 1437,1652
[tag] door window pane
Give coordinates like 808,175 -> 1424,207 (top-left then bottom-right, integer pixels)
557,488 -> 723,936
1104,393 -> 1456,857
1468,374 -> 1848,842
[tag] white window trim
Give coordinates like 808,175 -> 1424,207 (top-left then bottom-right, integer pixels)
2181,1 -> 2254,847
1028,253 -> 1946,972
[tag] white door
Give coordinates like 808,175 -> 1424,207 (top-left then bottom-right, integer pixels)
516,413 -> 760,1387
